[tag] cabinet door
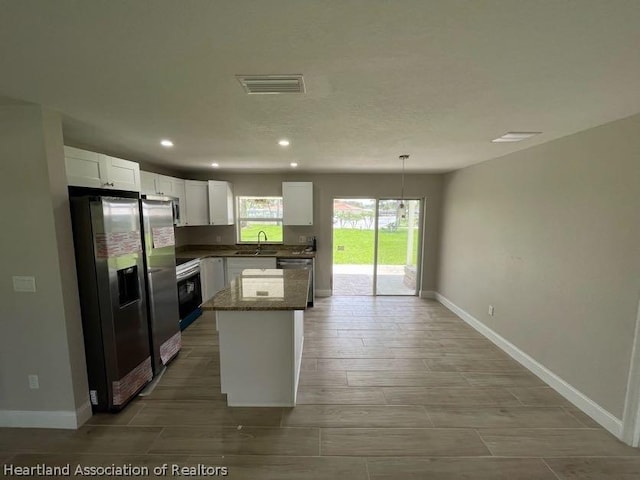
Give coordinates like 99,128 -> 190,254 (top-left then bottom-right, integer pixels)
201,257 -> 226,301
140,171 -> 157,195
171,178 -> 186,226
184,180 -> 209,226
155,175 -> 173,196
101,155 -> 141,191
283,182 -> 313,225
65,146 -> 104,188
208,180 -> 234,225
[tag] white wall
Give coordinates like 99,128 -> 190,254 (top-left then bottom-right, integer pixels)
0,105 -> 90,428
175,172 -> 443,294
437,113 -> 640,419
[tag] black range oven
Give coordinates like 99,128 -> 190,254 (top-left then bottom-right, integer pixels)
176,258 -> 202,326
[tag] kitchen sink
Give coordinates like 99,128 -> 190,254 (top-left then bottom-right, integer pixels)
234,250 -> 279,256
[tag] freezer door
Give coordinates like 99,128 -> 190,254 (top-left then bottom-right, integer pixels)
141,199 -> 181,373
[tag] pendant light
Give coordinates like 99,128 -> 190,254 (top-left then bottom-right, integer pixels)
399,154 -> 409,219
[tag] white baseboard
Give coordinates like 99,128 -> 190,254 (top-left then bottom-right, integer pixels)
75,400 -> 93,427
435,292 -> 623,438
0,400 -> 92,430
621,297 -> 640,446
419,290 -> 436,299
315,289 -> 332,297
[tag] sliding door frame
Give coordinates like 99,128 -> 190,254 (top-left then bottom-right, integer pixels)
331,196 -> 425,297
374,197 -> 424,296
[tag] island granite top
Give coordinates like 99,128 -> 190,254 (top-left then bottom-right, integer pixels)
201,269 -> 310,311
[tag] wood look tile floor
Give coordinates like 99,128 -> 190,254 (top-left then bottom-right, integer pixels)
2,297 -> 639,479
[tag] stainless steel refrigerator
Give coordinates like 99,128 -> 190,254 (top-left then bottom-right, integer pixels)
140,198 -> 181,375
70,193 -> 153,411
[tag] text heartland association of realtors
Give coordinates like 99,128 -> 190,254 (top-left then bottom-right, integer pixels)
3,463 -> 229,476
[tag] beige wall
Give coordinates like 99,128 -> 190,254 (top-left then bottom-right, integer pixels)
437,114 -> 640,418
175,173 -> 444,293
0,106 -> 89,423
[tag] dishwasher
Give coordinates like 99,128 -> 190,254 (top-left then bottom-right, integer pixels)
276,258 -> 314,307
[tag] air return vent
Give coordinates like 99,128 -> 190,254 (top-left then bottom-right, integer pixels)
236,74 -> 305,94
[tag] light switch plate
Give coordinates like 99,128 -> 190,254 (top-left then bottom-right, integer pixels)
28,374 -> 39,389
13,276 -> 36,292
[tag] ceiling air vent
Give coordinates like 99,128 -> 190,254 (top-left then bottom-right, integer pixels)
236,74 -> 305,94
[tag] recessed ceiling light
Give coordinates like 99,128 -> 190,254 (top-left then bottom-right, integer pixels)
492,132 -> 541,143
211,163 -> 219,168
290,162 -> 298,168
279,139 -> 290,147
160,139 -> 174,147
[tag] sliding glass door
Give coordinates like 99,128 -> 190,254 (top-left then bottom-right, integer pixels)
332,198 -> 422,296
375,199 -> 421,295
332,199 -> 376,295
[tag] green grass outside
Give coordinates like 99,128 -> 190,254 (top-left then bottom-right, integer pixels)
239,224 -> 283,243
333,228 -> 419,265
238,224 -> 418,266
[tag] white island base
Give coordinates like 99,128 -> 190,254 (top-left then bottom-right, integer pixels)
217,309 -> 304,407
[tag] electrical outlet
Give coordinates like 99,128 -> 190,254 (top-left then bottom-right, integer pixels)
28,374 -> 39,389
13,276 -> 36,292
216,236 -> 222,243
488,305 -> 494,316
298,235 -> 306,243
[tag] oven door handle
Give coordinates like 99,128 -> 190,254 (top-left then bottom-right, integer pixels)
176,268 -> 200,282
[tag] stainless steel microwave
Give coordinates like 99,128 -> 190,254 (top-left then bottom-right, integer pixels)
142,194 -> 180,226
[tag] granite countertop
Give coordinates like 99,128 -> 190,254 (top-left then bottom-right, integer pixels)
176,245 -> 316,260
201,269 -> 310,311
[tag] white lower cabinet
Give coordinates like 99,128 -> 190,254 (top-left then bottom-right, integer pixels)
226,257 -> 277,285
201,257 -> 226,302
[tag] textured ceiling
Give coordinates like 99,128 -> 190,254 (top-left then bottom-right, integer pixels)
1,0 -> 639,173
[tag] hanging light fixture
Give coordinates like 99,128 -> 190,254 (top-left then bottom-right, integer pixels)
399,154 -> 409,219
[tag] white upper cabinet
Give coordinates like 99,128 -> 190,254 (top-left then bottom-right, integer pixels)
171,177 -> 186,226
65,146 -> 140,192
141,171 -> 187,226
140,171 -> 157,194
65,147 -> 104,188
154,174 -> 174,196
103,155 -> 141,191
184,180 -> 209,226
282,182 -> 313,225
208,180 -> 234,225
141,171 -> 181,196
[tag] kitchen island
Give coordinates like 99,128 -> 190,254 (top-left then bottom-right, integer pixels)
200,269 -> 309,407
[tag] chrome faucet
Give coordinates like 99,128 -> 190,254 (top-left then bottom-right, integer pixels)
257,230 -> 268,251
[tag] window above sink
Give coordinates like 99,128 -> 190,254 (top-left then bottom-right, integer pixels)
237,196 -> 284,244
